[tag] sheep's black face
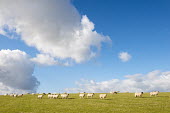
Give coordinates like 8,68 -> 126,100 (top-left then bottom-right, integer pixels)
141,92 -> 144,94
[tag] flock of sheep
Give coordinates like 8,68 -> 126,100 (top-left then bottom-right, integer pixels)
37,93 -> 107,99
3,91 -> 159,99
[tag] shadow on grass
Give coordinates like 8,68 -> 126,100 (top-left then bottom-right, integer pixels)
67,98 -> 75,99
141,97 -> 152,98
134,96 -> 169,98
156,96 -> 169,98
56,98 -> 75,99
84,98 -> 112,100
104,99 -> 113,100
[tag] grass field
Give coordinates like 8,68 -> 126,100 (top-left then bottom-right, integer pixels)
0,92 -> 170,113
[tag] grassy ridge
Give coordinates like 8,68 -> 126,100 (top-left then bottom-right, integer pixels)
0,92 -> 170,113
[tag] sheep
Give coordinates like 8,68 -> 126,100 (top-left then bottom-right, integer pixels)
13,94 -> 18,97
110,91 -> 118,94
150,91 -> 159,97
10,94 -> 14,97
4,94 -> 8,96
53,94 -> 60,99
87,93 -> 94,98
37,95 -> 43,99
99,94 -> 107,99
18,94 -> 23,97
135,92 -> 144,97
48,94 -> 53,99
61,94 -> 69,99
79,94 -> 85,99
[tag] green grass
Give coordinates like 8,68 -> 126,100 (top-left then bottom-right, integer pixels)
0,92 -> 170,113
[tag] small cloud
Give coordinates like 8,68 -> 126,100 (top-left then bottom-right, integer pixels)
118,52 -> 131,62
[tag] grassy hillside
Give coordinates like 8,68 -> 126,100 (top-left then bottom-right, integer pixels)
0,92 -> 170,113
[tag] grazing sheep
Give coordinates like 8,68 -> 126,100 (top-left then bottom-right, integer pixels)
61,94 -> 69,99
38,95 -> 43,99
48,94 -> 53,99
10,94 -> 14,97
13,94 -> 18,97
79,94 -> 85,99
4,94 -> 8,96
110,91 -> 118,94
87,93 -> 95,98
150,91 -> 159,97
18,94 -> 23,97
53,94 -> 60,99
135,92 -> 144,97
99,94 -> 107,99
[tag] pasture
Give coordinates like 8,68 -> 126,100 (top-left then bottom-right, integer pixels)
0,92 -> 170,113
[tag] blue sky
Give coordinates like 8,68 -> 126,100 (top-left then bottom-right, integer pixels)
0,0 -> 170,93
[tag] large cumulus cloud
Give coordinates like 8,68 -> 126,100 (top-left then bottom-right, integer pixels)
0,49 -> 40,94
0,0 -> 110,65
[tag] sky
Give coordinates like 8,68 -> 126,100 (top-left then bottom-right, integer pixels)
0,0 -> 170,94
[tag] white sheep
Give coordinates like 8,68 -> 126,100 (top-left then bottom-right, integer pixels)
53,94 -> 59,99
10,94 -> 14,97
48,94 -> 53,99
150,91 -> 159,97
18,94 -> 23,97
99,94 -> 107,99
37,95 -> 43,99
4,94 -> 8,96
61,94 -> 69,99
13,94 -> 18,97
135,92 -> 144,97
79,94 -> 85,99
110,91 -> 118,94
87,93 -> 94,98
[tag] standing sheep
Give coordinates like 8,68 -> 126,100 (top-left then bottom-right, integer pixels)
135,92 -> 144,97
150,91 -> 159,97
38,95 -> 43,99
87,93 -> 95,98
32,93 -> 35,95
4,94 -> 8,96
79,94 -> 85,99
61,94 -> 69,99
99,94 -> 107,99
48,94 -> 53,99
110,91 -> 118,94
13,94 -> 18,97
53,94 -> 60,99
18,94 -> 23,97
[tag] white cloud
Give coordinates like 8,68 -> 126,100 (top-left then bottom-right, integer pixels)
118,52 -> 131,62
0,0 -> 111,65
0,49 -> 40,94
30,54 -> 70,66
64,70 -> 170,93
